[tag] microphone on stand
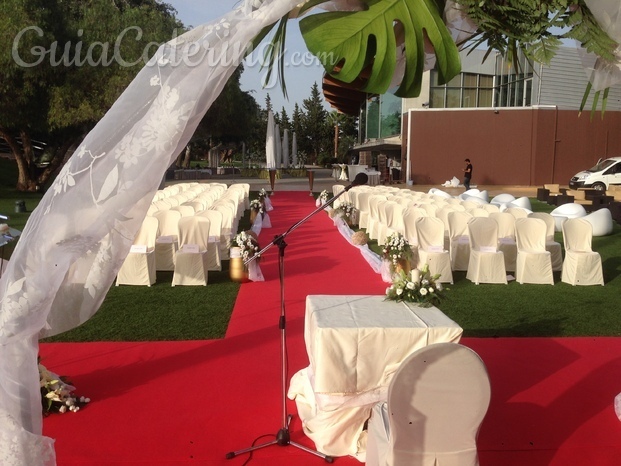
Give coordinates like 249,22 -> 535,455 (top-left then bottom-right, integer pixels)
345,172 -> 369,191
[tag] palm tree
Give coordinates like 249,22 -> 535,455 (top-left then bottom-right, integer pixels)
327,111 -> 346,160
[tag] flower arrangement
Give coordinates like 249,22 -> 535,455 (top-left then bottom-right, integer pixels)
39,361 -> 90,415
335,201 -> 355,220
382,232 -> 413,267
318,190 -> 330,204
233,230 -> 260,261
351,230 -> 369,246
258,188 -> 269,200
249,198 -> 264,214
385,264 -> 445,307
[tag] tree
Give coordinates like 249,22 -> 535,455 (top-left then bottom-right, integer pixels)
191,65 -> 261,167
299,82 -> 330,165
0,0 -> 182,191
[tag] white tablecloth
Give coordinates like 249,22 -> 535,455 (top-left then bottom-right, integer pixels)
366,170 -> 381,186
288,295 -> 463,459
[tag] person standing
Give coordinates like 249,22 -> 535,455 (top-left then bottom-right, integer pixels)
463,158 -> 473,190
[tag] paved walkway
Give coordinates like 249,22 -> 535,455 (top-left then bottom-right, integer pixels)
168,168 -> 540,198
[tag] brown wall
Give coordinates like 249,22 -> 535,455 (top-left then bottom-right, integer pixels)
401,108 -> 621,186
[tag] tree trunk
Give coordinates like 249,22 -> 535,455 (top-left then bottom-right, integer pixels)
334,123 -> 339,159
182,145 -> 191,168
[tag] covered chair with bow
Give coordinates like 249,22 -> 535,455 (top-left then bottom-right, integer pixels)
172,216 -> 211,286
116,216 -> 159,286
561,218 -> 604,286
415,217 -> 453,284
366,343 -> 491,466
153,209 -> 182,271
447,211 -> 473,272
528,212 -> 563,271
515,218 -> 554,285
467,217 -> 507,285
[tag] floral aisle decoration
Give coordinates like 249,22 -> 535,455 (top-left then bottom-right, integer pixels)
39,360 -> 90,415
334,201 -> 356,224
351,230 -> 369,246
383,232 -> 413,273
249,198 -> 265,225
230,230 -> 264,282
258,188 -> 273,212
232,230 -> 260,262
317,190 -> 330,206
385,264 -> 445,307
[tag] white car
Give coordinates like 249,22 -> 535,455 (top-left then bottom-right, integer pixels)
569,157 -> 621,191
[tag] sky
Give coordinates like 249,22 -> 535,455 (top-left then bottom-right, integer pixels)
167,0 -> 330,115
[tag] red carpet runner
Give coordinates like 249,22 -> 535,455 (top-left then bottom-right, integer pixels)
41,192 -> 621,465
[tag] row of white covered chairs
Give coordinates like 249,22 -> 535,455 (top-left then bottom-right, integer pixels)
116,182 -> 250,286
345,185 -> 604,284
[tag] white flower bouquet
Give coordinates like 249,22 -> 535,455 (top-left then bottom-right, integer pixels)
249,198 -> 264,214
382,232 -> 413,266
258,188 -> 269,200
335,201 -> 355,220
233,230 -> 260,261
385,264 -> 445,307
318,190 -> 330,204
39,360 -> 90,415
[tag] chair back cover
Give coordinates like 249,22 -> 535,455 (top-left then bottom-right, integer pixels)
386,343 -> 491,465
415,217 -> 445,250
403,207 -> 427,246
528,212 -> 555,240
562,218 -> 593,252
447,211 -> 472,240
515,218 -> 547,252
153,209 -> 182,238
177,216 -> 210,252
134,216 -> 159,249
469,207 -> 489,218
490,212 -> 516,239
172,205 -> 195,217
468,217 -> 499,251
505,207 -> 529,219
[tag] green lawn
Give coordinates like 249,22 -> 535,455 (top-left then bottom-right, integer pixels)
2,158 -> 620,341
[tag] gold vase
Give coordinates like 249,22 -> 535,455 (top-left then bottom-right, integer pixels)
395,258 -> 411,275
249,209 -> 258,225
229,247 -> 249,283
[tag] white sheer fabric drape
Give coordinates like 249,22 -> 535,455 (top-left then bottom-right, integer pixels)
0,1 -> 300,464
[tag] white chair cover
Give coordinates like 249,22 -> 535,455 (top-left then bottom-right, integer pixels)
195,210 -> 223,271
153,209 -> 181,271
447,211 -> 472,272
367,195 -> 387,241
366,343 -> 491,466
116,216 -> 159,286
490,212 -> 517,273
172,216 -> 210,286
561,218 -> 604,286
357,191 -> 374,229
515,218 -> 554,285
528,212 -> 563,271
415,217 -> 453,284
467,217 -> 507,285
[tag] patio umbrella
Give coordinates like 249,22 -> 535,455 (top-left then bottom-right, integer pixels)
292,132 -> 298,167
275,124 -> 282,168
265,110 -> 276,169
282,129 -> 290,169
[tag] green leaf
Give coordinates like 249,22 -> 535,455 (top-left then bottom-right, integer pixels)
299,0 -> 461,97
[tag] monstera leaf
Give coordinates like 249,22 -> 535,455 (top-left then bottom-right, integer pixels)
299,0 -> 460,97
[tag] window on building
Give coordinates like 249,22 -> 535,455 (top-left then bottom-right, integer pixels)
429,53 -> 533,109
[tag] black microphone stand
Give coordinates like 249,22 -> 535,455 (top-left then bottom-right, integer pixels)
225,181 -> 363,463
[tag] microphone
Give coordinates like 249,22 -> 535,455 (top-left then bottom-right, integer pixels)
345,172 -> 368,191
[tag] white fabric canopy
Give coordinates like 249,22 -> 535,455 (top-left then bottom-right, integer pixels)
282,128 -> 290,169
274,123 -> 282,168
265,110 -> 276,169
0,1 -> 302,464
292,131 -> 298,166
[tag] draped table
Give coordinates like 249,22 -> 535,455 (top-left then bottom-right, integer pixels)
288,295 -> 463,460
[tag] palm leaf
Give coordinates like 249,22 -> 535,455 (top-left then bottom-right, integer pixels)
299,0 -> 460,97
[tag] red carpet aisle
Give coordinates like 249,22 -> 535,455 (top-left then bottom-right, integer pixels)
40,192 -> 621,465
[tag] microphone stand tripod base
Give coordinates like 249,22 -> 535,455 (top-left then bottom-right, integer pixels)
225,414 -> 334,463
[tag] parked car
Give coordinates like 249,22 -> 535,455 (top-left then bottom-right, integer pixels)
569,157 -> 621,191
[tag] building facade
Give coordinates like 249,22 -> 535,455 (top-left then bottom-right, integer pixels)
332,47 -> 621,186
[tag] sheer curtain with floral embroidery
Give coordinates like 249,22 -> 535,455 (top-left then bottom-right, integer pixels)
0,1 -> 302,464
